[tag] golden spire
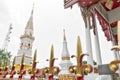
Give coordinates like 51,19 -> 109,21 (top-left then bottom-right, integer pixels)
50,45 -> 54,62
33,49 -> 37,62
70,36 -> 92,77
63,29 -> 66,41
21,54 -> 25,65
49,45 -> 54,75
12,56 -> 16,67
19,54 -> 25,74
77,36 -> 82,59
25,4 -> 34,30
18,54 -> 25,74
31,49 -> 37,74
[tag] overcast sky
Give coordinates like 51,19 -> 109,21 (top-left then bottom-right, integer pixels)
0,0 -> 114,68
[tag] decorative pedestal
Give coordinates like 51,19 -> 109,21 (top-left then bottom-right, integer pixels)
58,74 -> 75,80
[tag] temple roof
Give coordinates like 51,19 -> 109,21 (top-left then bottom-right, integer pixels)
64,0 -> 120,43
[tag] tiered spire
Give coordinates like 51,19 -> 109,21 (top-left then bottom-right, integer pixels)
25,4 -> 34,30
61,29 -> 70,60
16,4 -> 35,67
59,29 -> 72,75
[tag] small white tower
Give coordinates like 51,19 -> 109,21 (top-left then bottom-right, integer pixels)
58,30 -> 74,80
15,5 -> 35,67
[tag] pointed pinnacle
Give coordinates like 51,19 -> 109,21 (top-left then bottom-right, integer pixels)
21,54 -> 25,65
63,29 -> 66,41
33,49 -> 37,62
50,45 -> 54,60
77,36 -> 82,58
12,56 -> 16,66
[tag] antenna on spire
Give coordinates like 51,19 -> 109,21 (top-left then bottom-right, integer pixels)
31,3 -> 34,15
63,29 -> 66,41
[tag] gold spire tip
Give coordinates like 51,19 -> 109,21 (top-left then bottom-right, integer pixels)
63,29 -> 66,41
77,36 -> 80,41
77,36 -> 80,45
51,44 -> 54,51
77,36 -> 82,55
50,44 -> 54,59
34,49 -> 37,60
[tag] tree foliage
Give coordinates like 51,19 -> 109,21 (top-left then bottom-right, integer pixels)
0,49 -> 12,69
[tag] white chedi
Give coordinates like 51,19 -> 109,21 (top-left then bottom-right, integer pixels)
59,30 -> 72,75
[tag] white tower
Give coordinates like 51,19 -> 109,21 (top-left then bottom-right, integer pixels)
15,6 -> 35,66
2,23 -> 12,52
58,30 -> 73,79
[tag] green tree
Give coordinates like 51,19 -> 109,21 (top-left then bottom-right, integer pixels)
0,49 -> 12,69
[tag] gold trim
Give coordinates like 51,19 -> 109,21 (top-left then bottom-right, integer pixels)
58,74 -> 75,80
15,64 -> 32,71
20,35 -> 35,40
62,57 -> 70,60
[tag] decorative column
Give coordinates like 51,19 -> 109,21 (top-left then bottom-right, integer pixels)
91,9 -> 102,65
83,9 -> 98,80
111,21 -> 120,75
85,16 -> 94,66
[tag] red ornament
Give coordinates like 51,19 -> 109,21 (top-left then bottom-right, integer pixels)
49,75 -> 54,80
76,76 -> 84,80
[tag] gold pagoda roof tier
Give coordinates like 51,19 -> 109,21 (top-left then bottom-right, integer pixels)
25,4 -> 34,30
20,34 -> 35,40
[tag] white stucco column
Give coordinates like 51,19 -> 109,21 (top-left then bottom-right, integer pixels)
111,36 -> 119,60
85,16 -> 94,66
92,10 -> 102,65
111,21 -> 120,75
